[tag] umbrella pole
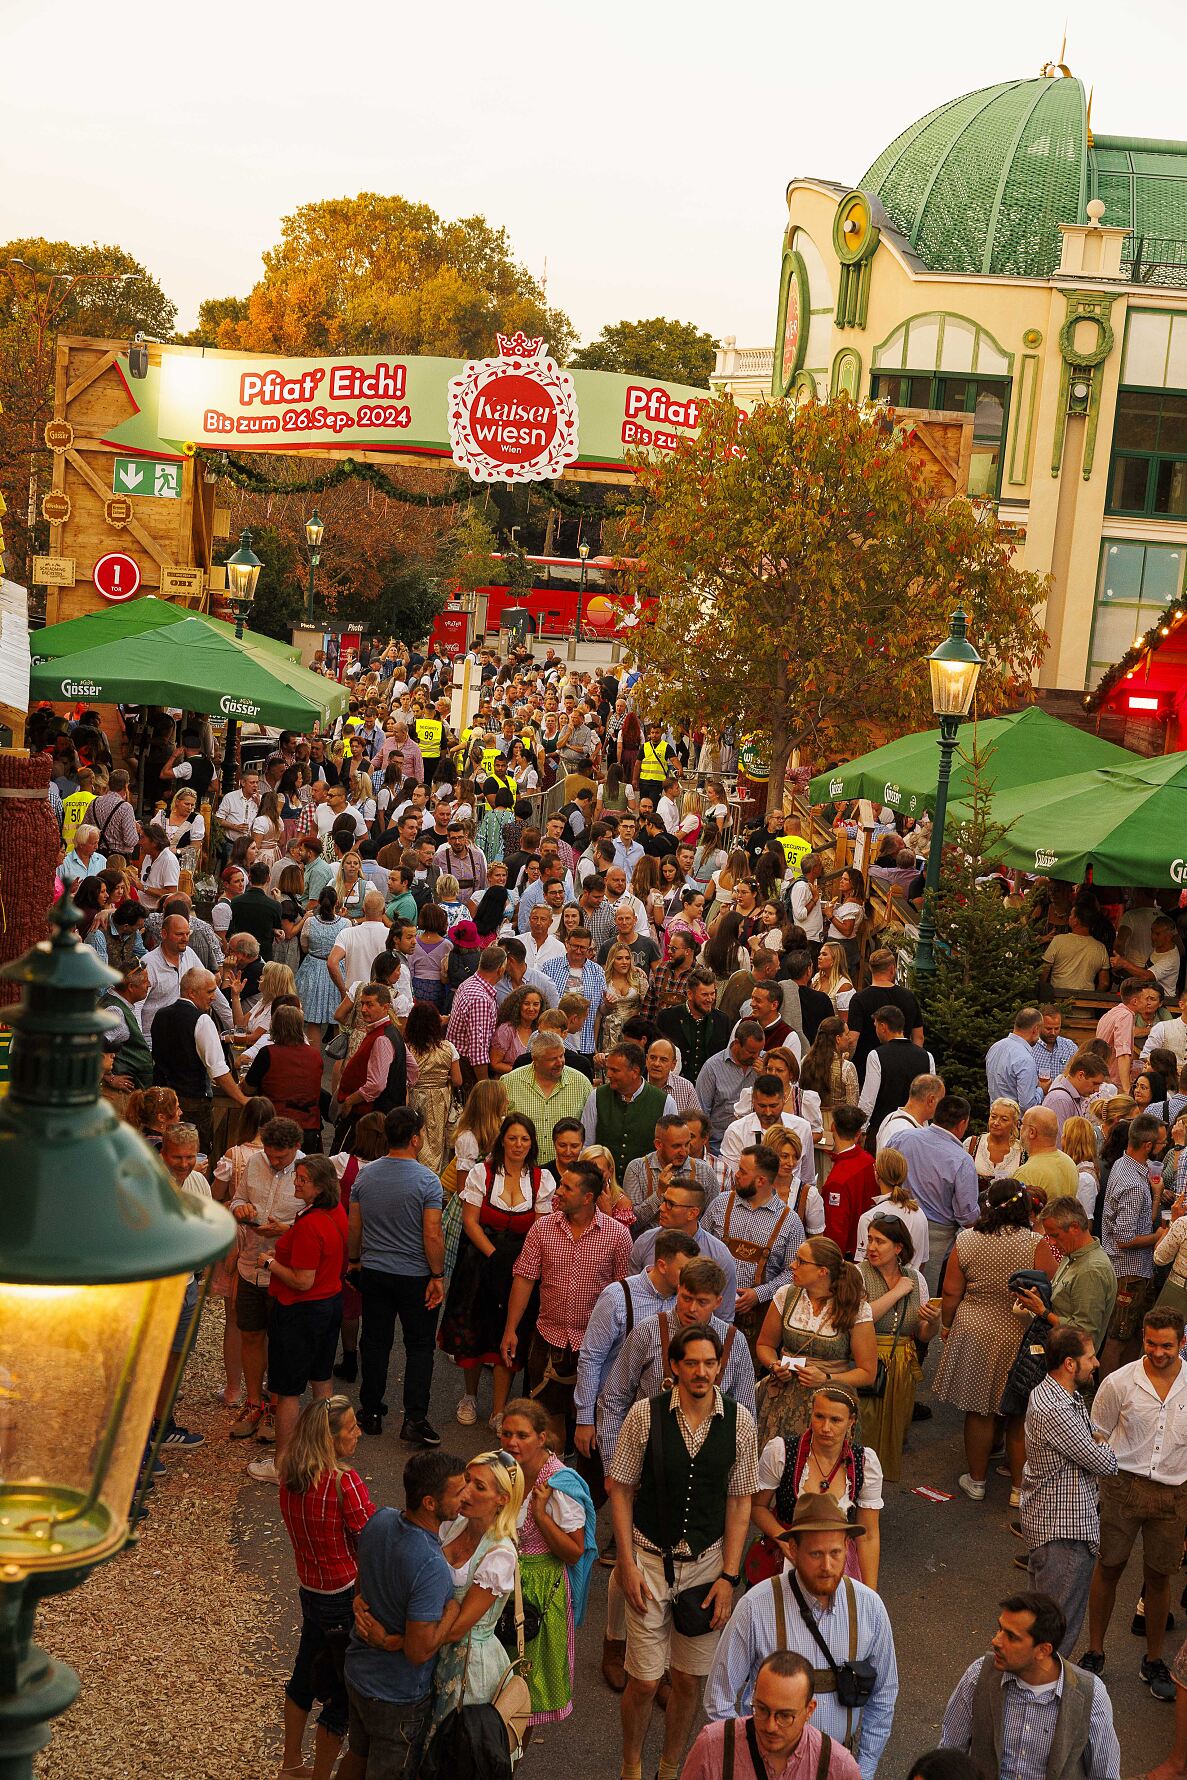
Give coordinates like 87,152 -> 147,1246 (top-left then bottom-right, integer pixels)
221,718 -> 239,795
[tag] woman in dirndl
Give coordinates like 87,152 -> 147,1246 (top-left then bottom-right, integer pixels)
754,1236 -> 878,1447
749,1385 -> 882,1589
501,1398 -> 597,1737
437,1114 -> 554,1433
857,1214 -> 940,1480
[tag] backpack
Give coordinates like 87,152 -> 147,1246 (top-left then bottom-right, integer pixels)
447,947 -> 482,991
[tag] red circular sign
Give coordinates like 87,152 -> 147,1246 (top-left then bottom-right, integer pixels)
93,552 -> 141,603
463,372 -> 559,468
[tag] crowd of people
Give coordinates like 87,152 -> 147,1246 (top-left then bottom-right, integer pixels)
37,635 -> 1187,1780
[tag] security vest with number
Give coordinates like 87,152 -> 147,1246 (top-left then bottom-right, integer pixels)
60,790 -> 95,848
417,717 -> 443,761
639,740 -> 670,783
776,834 -> 812,880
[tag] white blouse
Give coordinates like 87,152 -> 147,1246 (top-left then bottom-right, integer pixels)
439,1518 -> 519,1592
757,1437 -> 884,1511
516,1484 -> 585,1533
462,1163 -> 556,1215
772,1284 -> 874,1334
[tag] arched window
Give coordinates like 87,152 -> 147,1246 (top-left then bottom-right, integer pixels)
830,349 -> 862,400
870,313 -> 1013,495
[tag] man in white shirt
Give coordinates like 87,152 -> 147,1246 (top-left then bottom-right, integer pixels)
788,852 -> 825,952
329,890 -> 390,987
139,826 -> 180,910
141,914 -> 235,1038
522,902 -> 567,968
1083,1308 -> 1187,1698
656,779 -> 681,835
215,770 -> 260,845
866,1071 -> 942,1152
1141,989 -> 1187,1071
720,1073 -> 817,1193
316,782 -> 367,844
148,967 -> 249,1153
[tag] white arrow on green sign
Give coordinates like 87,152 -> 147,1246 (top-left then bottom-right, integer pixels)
112,456 -> 182,499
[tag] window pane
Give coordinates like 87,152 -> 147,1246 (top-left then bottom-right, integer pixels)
1113,392 -> 1162,450
872,325 -> 906,369
907,316 -> 940,369
967,447 -> 1000,496
1092,598 -> 1146,666
1102,542 -> 1145,602
975,333 -> 1009,376
908,376 -> 931,408
1168,317 -> 1187,391
938,317 -> 974,372
1153,459 -> 1187,517
872,375 -> 902,404
938,378 -> 971,413
972,387 -> 1005,443
1110,456 -> 1151,511
1123,311 -> 1171,386
1140,544 -> 1184,603
1160,395 -> 1187,453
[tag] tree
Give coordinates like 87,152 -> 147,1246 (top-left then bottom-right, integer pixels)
911,747 -> 1042,1119
220,525 -> 304,640
0,239 -> 176,586
436,505 -> 507,597
178,295 -> 249,347
204,194 -> 573,361
572,316 -> 718,388
620,395 -> 1048,810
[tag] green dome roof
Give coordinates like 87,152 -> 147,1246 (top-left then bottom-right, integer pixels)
861,75 -> 1089,277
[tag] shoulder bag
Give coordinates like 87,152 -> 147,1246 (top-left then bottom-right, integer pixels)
488,1562 -> 532,1758
857,1288 -> 905,1400
786,1570 -> 876,1751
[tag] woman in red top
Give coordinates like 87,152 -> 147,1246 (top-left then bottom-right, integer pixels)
277,1395 -> 376,1780
329,1111 -> 388,1384
250,1155 -> 348,1486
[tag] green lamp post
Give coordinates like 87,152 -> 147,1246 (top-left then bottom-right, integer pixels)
304,509 -> 325,624
221,528 -> 264,792
913,609 -> 984,977
0,894 -> 234,1775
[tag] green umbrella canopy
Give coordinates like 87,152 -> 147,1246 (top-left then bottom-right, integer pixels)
31,614 -> 346,731
988,751 -> 1187,887
807,708 -> 1138,820
31,595 -> 299,663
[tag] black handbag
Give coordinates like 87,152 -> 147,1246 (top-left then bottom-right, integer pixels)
787,1571 -> 877,1710
858,1292 -> 908,1399
647,1397 -> 723,1639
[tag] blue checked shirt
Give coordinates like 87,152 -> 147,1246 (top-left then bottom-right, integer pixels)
540,954 -> 606,1053
1101,1155 -> 1156,1278
941,1657 -> 1120,1780
703,1571 -> 898,1780
1020,1376 -> 1118,1551
573,1271 -> 673,1427
1034,1035 -> 1077,1082
599,1306 -> 753,1460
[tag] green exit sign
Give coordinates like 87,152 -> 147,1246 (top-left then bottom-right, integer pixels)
112,457 -> 182,499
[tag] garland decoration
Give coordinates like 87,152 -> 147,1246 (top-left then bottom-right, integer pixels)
207,452 -> 468,507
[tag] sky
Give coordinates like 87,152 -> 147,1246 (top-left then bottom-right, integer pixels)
3,0 -> 1187,353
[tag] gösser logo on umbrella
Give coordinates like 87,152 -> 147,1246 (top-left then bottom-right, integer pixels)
92,552 -> 141,603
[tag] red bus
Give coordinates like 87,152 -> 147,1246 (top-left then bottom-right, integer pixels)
430,554 -> 638,656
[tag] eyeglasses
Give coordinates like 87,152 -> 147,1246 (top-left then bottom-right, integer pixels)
660,1196 -> 696,1210
752,1703 -> 810,1729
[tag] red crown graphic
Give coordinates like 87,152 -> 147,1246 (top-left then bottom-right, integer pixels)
496,330 -> 544,359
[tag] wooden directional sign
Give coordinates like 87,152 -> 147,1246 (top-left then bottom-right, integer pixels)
105,495 -> 134,528
41,491 -> 71,524
44,420 -> 73,452
160,565 -> 205,600
32,555 -> 76,587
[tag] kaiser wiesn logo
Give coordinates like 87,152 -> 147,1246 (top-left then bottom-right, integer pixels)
448,332 -> 580,483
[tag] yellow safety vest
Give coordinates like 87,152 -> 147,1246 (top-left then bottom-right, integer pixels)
417,717 -> 443,760
639,740 -> 669,782
60,790 -> 95,848
776,834 -> 812,880
480,745 -> 502,775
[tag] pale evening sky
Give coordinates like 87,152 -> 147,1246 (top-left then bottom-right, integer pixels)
2,0 -> 1185,354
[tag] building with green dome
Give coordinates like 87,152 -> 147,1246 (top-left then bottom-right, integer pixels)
713,65 -> 1187,747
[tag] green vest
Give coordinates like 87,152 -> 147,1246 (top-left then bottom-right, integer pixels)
102,991 -> 153,1089
594,1082 -> 666,1179
633,1391 -> 738,1558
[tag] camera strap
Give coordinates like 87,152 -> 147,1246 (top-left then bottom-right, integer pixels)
787,1571 -> 859,1747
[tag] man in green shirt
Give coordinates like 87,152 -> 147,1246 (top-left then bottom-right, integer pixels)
300,837 -> 335,907
503,1031 -> 593,1166
1015,1197 -> 1118,1353
1016,1106 -> 1080,1203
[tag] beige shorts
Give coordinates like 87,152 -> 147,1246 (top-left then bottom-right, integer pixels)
1099,1473 -> 1187,1577
623,1544 -> 724,1681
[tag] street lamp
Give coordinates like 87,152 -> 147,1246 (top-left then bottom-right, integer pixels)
222,529 -> 264,791
304,509 -> 324,623
0,894 -> 233,1776
913,609 -> 984,977
575,541 -> 590,642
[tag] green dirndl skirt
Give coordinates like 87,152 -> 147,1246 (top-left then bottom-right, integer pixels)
520,1551 -> 573,1724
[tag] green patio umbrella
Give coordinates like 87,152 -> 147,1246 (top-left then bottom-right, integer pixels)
985,751 -> 1187,887
31,614 -> 346,731
807,707 -> 1137,819
30,595 -> 299,664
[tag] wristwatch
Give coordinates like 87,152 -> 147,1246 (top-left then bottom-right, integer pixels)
720,1570 -> 740,1586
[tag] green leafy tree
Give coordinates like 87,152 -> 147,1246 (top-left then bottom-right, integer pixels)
178,294 -> 249,347
205,194 -> 572,360
0,239 -> 176,583
218,525 -> 304,640
572,317 -> 718,388
436,505 -> 507,596
621,395 -> 1048,810
911,745 -> 1042,1119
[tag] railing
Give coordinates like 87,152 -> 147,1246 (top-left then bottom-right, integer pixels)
712,340 -> 775,383
1122,235 -> 1187,289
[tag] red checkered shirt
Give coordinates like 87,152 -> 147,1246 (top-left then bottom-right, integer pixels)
279,1467 -> 378,1593
513,1206 -> 633,1349
446,971 -> 499,1065
645,957 -> 693,1021
292,802 -> 317,839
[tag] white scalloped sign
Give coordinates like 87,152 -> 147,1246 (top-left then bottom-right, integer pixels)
447,332 -> 580,483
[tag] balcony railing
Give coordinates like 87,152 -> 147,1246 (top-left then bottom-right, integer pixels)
1123,235 -> 1187,289
713,339 -> 775,382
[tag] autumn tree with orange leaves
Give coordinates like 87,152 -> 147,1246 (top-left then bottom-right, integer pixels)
620,395 -> 1048,810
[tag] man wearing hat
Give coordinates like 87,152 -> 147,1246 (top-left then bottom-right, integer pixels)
703,1493 -> 897,1780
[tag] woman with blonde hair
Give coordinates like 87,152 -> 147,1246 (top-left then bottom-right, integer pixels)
755,1234 -> 878,1444
580,1143 -> 634,1225
596,941 -> 648,1055
164,786 -> 205,868
428,1450 -> 525,1729
334,850 -> 367,923
243,959 -> 299,1055
124,1084 -> 181,1149
854,1147 -> 929,1265
630,854 -> 665,934
1060,1115 -> 1102,1220
276,1395 -> 375,1780
965,1097 -> 1024,1190
762,1124 -> 820,1232
811,941 -> 856,1013
210,1095 -> 276,1407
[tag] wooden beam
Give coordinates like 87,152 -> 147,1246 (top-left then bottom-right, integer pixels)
65,350 -> 120,409
63,447 -> 169,567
